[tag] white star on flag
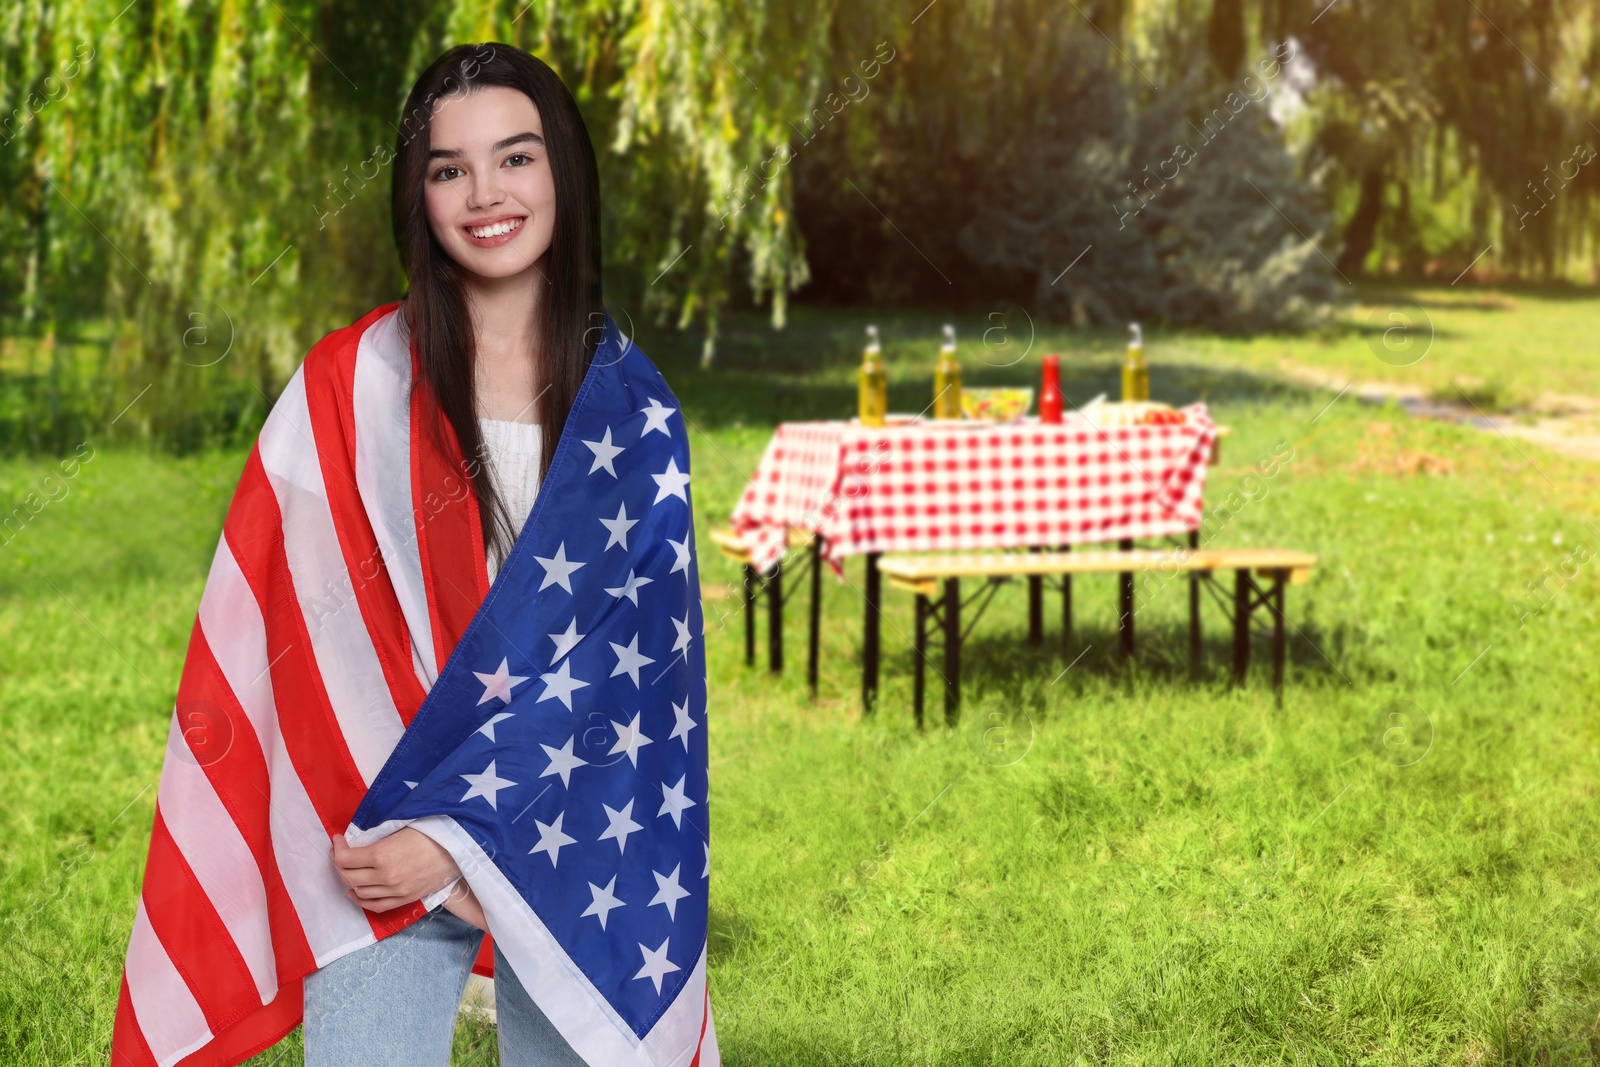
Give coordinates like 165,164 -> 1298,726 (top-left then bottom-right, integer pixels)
703,840 -> 710,878
633,938 -> 681,994
581,426 -> 625,477
608,712 -> 655,768
657,773 -> 697,828
599,799 -> 644,855
604,568 -> 653,606
648,864 -> 692,921
477,712 -> 513,742
473,658 -> 528,706
599,501 -> 638,551
548,618 -> 584,662
582,875 -> 626,930
667,536 -> 692,580
538,659 -> 589,711
651,457 -> 690,505
533,542 -> 586,593
459,760 -> 517,811
609,634 -> 656,687
670,698 -> 696,749
670,613 -> 692,655
529,811 -> 578,868
639,398 -> 676,438
539,737 -> 588,787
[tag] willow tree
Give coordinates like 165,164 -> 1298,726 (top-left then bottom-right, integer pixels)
0,0 -> 835,446
1274,0 -> 1600,278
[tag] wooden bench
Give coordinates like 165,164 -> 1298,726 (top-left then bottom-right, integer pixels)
709,525 -> 824,696
877,544 -> 1318,727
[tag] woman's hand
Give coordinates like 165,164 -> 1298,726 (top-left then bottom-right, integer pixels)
442,881 -> 489,933
330,827 -> 461,913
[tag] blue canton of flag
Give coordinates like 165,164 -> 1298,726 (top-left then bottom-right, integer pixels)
349,316 -> 713,1056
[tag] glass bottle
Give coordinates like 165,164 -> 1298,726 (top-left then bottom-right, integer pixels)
858,324 -> 887,427
1039,353 -> 1063,424
934,323 -> 962,419
1121,322 -> 1149,402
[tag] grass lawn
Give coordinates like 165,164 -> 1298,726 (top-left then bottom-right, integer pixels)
3,288 -> 1600,1065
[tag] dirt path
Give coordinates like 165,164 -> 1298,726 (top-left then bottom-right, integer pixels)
1277,361 -> 1600,463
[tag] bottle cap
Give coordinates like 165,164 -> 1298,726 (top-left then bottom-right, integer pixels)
865,324 -> 880,353
1128,322 -> 1143,348
941,323 -> 956,350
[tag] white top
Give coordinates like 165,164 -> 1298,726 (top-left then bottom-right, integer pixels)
478,417 -> 543,582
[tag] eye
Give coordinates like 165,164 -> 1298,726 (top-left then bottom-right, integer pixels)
431,165 -> 462,182
505,152 -> 532,167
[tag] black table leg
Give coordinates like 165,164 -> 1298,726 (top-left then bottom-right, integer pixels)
1027,545 -> 1043,646
1061,544 -> 1073,657
742,563 -> 757,668
1270,570 -> 1287,701
1118,537 -> 1135,658
1233,568 -> 1252,684
1188,529 -> 1202,677
766,558 -> 783,674
807,536 -> 822,699
862,551 -> 882,714
943,576 -> 961,725
913,593 -> 928,731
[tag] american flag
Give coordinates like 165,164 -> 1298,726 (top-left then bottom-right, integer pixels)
112,303 -> 719,1066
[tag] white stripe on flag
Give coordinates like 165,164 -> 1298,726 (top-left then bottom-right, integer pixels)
353,309 -> 440,688
155,712 -> 278,1004
257,367 -> 406,784
198,535 -> 378,963
125,898 -> 213,1067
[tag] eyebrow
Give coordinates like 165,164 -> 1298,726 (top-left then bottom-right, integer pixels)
428,131 -> 544,160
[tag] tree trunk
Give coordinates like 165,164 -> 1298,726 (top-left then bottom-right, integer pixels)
1337,165 -> 1385,278
1207,0 -> 1246,82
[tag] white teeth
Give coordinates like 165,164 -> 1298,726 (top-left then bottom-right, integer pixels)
468,218 -> 523,239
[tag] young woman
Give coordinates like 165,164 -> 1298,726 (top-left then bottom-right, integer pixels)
299,44 -> 601,1067
112,41 -> 720,1067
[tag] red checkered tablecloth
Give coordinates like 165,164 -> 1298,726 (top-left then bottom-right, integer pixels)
730,405 -> 1217,574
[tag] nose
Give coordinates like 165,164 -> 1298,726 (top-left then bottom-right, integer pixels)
465,160 -> 505,212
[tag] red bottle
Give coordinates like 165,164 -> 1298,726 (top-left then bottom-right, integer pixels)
1039,353 -> 1063,423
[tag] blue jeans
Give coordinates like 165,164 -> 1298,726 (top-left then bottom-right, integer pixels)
302,905 -> 588,1067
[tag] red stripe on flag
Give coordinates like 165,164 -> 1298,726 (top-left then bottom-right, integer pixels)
471,932 -> 496,977
110,973 -> 157,1067
301,318 -> 429,726
141,806 -> 265,1033
408,345 -> 489,672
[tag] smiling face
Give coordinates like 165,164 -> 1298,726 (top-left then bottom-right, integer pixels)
424,85 -> 556,281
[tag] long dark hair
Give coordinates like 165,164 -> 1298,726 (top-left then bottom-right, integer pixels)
391,43 -> 603,567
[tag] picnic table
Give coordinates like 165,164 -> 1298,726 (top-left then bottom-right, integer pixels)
729,405 -> 1221,709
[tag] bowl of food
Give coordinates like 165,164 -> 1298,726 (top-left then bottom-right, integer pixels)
960,387 -> 1033,423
